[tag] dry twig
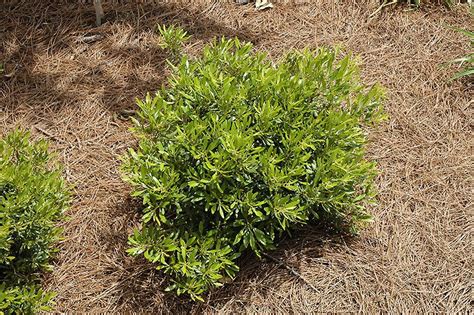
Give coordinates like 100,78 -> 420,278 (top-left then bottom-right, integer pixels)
261,252 -> 319,293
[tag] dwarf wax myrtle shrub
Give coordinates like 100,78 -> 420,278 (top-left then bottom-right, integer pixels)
122,37 -> 384,300
0,131 -> 70,313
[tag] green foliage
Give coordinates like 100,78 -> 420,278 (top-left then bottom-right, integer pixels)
156,24 -> 191,63
450,28 -> 474,80
122,37 -> 384,300
0,130 -> 70,313
0,284 -> 55,314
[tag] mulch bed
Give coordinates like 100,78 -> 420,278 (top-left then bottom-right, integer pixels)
0,0 -> 472,312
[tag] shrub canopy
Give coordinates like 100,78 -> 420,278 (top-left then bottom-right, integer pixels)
123,38 -> 384,300
0,131 -> 70,313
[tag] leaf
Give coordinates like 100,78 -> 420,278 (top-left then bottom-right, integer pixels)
188,181 -> 199,187
451,67 -> 474,80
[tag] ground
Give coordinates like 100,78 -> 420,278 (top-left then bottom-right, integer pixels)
0,0 -> 472,313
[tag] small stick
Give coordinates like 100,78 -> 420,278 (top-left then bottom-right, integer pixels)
34,125 -> 67,145
369,0 -> 397,19
261,252 -> 319,293
77,34 -> 103,44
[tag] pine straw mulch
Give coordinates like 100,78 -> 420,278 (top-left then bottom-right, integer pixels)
0,0 -> 472,313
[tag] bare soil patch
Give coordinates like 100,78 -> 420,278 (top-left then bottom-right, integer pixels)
1,0 -> 472,313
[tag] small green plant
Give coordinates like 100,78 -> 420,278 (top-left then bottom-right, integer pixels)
0,130 -> 70,313
449,28 -> 474,80
156,24 -> 191,63
123,37 -> 384,300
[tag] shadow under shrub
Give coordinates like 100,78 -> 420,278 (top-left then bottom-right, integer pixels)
122,38 -> 384,300
0,131 -> 70,313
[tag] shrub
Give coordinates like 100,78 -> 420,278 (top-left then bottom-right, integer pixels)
0,284 -> 55,314
122,37 -> 384,300
0,131 -> 70,313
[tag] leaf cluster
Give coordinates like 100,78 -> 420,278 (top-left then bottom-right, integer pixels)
156,24 -> 191,63
0,131 -> 70,314
122,37 -> 384,300
0,284 -> 55,314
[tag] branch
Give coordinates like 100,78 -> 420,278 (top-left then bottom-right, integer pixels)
261,252 -> 318,293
